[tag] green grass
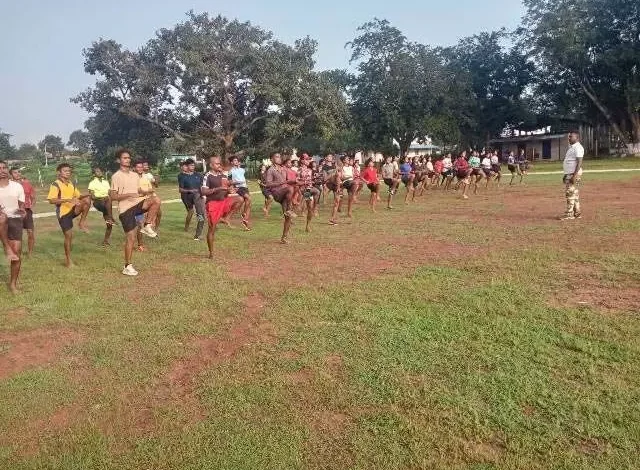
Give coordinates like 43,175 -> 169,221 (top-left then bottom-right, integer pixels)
1,173 -> 640,469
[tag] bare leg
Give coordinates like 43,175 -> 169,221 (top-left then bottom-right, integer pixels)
77,199 -> 91,232
143,197 -> 160,228
0,214 -> 19,261
305,199 -> 313,232
462,181 -> 470,199
103,223 -> 113,246
8,240 -> 21,294
26,229 -> 35,255
281,214 -> 292,243
63,230 -> 73,267
329,193 -> 341,224
206,221 -> 217,258
124,229 -> 136,266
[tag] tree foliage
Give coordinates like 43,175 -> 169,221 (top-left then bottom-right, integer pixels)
74,11 -> 349,160
444,30 -> 535,146
522,0 -> 640,146
67,129 -> 92,153
37,134 -> 65,156
0,131 -> 15,160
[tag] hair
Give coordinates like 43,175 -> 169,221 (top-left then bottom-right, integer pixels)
115,148 -> 131,160
0,160 -> 6,167
133,159 -> 145,166
569,130 -> 580,137
365,158 -> 374,166
184,158 -> 195,165
269,151 -> 280,159
92,166 -> 103,172
56,163 -> 71,172
10,166 -> 20,172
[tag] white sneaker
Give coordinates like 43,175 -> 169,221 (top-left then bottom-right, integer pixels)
140,224 -> 158,238
122,264 -> 139,276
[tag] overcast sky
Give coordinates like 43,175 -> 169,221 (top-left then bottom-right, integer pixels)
0,0 -> 525,145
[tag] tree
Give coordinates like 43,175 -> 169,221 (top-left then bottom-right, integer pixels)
15,143 -> 42,161
348,19 -> 470,155
0,130 -> 15,160
522,0 -> 640,150
38,134 -> 65,157
444,30 -> 535,146
67,129 -> 92,153
73,11 -> 349,160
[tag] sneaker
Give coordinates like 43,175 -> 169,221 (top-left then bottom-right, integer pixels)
122,264 -> 139,276
560,216 -> 575,221
575,214 -> 582,219
140,224 -> 158,238
193,237 -> 201,241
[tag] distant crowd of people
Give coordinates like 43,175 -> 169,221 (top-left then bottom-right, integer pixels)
0,131 -> 585,293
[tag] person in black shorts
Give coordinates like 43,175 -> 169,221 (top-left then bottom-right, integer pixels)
88,167 -> 115,246
263,152 -> 297,244
0,160 -> 26,293
177,159 -> 205,240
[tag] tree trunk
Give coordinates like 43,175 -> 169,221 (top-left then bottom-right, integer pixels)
579,79 -> 630,151
220,134 -> 235,162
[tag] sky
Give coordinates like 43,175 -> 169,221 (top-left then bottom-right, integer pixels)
0,0 -> 525,146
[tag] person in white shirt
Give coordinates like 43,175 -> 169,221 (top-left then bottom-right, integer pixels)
0,160 -> 26,293
561,131 -> 584,220
442,153 -> 454,190
490,151 -> 502,186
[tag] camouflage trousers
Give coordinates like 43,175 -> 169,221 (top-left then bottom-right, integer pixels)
563,175 -> 582,218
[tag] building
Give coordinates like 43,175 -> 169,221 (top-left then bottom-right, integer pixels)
489,133 -> 569,161
404,141 -> 441,158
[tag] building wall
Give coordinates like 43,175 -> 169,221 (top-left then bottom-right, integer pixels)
497,136 -> 568,161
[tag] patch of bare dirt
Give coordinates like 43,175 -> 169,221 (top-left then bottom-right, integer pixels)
550,263 -> 640,313
576,437 -> 611,456
0,328 -> 83,380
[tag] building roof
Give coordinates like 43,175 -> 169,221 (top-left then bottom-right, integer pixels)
489,133 -> 568,143
409,143 -> 441,150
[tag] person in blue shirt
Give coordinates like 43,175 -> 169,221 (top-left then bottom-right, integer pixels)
177,158 -> 205,240
399,157 -> 416,204
229,156 -> 251,231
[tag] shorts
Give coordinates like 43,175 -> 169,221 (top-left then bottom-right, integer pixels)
342,180 -> 354,192
58,210 -> 79,233
261,187 -> 272,199
491,164 -> 501,173
427,171 -> 435,178
508,164 -> 517,173
383,178 -> 394,187
401,176 -> 411,186
302,187 -> 320,200
471,168 -> 482,177
23,208 -> 34,231
442,169 -> 453,177
326,182 -> 338,193
7,217 -> 23,241
519,163 -> 528,172
119,201 -> 147,233
456,170 -> 470,180
271,186 -> 289,204
135,214 -> 145,225
93,198 -> 110,218
206,198 -> 234,225
236,187 -> 250,198
367,182 -> 379,193
181,193 -> 198,211
482,168 -> 492,177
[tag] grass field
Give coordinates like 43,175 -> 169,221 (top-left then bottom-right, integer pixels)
1,161 -> 640,469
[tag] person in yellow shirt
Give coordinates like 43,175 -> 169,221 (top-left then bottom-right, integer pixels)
46,163 -> 91,267
88,167 -> 115,247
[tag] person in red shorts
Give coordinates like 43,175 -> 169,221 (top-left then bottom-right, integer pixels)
263,152 -> 297,244
360,158 -> 380,212
201,156 -> 243,259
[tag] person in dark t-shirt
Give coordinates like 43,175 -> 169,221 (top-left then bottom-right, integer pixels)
201,156 -> 243,259
177,159 -> 205,240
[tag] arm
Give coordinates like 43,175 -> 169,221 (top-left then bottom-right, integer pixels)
572,147 -> 584,182
108,189 -> 140,201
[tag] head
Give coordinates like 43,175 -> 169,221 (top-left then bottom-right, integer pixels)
115,148 -> 132,169
134,160 -> 145,175
301,154 -> 312,168
10,167 -> 22,181
292,159 -> 299,167
208,156 -> 223,173
568,131 -> 580,145
270,152 -> 282,166
366,158 -> 374,168
519,149 -> 525,155
93,167 -> 104,179
325,154 -> 334,164
230,156 -> 241,168
0,160 -> 8,180
385,155 -> 392,164
459,151 -> 467,159
283,158 -> 292,168
57,163 -> 72,181
183,158 -> 195,173
142,161 -> 150,172
427,156 -> 432,162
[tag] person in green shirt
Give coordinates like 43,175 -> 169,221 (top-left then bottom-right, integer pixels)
88,167 -> 115,246
468,151 -> 483,195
